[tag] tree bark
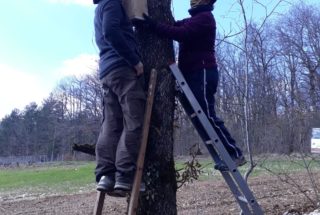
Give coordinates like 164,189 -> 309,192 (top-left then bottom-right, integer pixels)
135,0 -> 177,214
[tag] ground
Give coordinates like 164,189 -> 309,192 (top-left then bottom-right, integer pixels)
0,173 -> 318,215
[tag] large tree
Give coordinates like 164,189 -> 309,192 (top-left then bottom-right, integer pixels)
135,0 -> 177,214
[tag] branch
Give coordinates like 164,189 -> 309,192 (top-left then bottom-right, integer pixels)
72,143 -> 95,156
261,164 -> 317,206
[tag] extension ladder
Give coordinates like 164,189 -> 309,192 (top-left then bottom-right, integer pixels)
169,63 -> 264,215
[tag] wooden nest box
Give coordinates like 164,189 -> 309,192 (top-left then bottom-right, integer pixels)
122,0 -> 148,21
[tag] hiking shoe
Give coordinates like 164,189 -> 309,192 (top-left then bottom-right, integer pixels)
233,155 -> 247,167
96,176 -> 115,192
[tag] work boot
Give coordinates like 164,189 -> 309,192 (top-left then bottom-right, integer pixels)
96,175 -> 115,192
233,155 -> 247,167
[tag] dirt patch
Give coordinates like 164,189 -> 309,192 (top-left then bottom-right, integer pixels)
0,173 -> 317,215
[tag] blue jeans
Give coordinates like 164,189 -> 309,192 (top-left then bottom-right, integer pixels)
179,67 -> 243,158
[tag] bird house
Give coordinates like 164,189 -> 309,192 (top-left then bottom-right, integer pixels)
122,0 -> 148,20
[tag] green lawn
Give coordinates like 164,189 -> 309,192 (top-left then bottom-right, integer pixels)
0,162 -> 96,194
0,157 -> 319,194
175,156 -> 320,180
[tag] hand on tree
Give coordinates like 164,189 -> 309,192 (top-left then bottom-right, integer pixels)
142,13 -> 157,30
134,61 -> 144,76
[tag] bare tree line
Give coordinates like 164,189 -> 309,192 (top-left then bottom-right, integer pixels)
0,73 -> 102,159
175,2 -> 320,156
0,3 -> 319,159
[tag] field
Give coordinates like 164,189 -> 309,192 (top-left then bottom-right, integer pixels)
0,156 -> 320,215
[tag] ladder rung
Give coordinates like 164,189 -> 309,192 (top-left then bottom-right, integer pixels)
205,140 -> 213,145
238,196 -> 248,203
190,113 -> 197,118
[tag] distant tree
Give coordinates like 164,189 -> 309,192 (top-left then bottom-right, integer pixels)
0,109 -> 24,156
23,102 -> 39,155
276,3 -> 320,112
52,73 -> 101,157
37,96 -> 64,159
274,3 -> 320,152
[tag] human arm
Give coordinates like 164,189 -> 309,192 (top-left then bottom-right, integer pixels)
143,14 -> 212,42
174,19 -> 185,27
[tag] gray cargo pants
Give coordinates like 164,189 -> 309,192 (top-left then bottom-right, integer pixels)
95,66 -> 146,184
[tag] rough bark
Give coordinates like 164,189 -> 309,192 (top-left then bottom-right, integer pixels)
135,0 -> 177,214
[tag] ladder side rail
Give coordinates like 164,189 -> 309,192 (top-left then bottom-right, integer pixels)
178,92 -> 253,214
93,191 -> 106,215
128,70 -> 158,215
177,92 -> 223,165
220,171 -> 253,214
170,64 -> 264,215
171,63 -> 241,172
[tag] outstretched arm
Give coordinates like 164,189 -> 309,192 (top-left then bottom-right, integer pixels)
154,15 -> 212,42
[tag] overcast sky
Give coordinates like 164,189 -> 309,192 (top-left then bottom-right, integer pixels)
0,0 -> 317,120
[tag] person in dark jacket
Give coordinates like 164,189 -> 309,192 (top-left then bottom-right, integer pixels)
143,0 -> 246,166
93,0 -> 146,196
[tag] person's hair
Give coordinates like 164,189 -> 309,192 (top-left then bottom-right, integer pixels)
191,0 -> 216,8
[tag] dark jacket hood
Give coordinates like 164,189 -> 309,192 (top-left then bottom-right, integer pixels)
188,4 -> 213,16
93,0 -> 101,4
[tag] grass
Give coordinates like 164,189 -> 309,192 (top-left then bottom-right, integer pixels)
0,156 -> 319,194
175,155 -> 320,180
0,162 -> 96,194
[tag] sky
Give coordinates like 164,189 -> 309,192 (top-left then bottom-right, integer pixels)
0,0 -> 318,120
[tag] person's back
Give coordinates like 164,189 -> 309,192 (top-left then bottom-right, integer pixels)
142,2 -> 216,74
93,0 -> 146,197
94,0 -> 141,79
175,7 -> 216,73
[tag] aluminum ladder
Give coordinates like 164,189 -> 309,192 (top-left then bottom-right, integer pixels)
169,63 -> 264,215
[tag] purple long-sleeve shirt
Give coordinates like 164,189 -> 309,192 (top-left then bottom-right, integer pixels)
154,5 -> 217,73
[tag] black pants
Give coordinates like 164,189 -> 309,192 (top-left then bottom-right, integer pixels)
181,67 -> 243,158
95,66 -> 146,183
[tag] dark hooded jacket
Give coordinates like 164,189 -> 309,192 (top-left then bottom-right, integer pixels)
154,5 -> 217,73
94,0 -> 140,79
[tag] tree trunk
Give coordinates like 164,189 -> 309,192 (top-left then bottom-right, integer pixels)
309,69 -> 317,111
135,0 -> 177,214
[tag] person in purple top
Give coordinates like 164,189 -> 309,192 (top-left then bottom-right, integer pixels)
143,0 -> 246,166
